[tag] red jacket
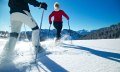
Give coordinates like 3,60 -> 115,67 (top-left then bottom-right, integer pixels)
49,10 -> 69,24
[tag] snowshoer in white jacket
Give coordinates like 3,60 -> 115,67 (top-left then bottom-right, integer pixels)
1,0 -> 47,61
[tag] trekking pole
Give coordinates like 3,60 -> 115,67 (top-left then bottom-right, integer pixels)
68,20 -> 72,44
35,9 -> 45,62
39,9 -> 44,34
48,24 -> 51,39
24,24 -> 29,41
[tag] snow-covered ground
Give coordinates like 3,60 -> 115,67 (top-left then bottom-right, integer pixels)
0,38 -> 120,72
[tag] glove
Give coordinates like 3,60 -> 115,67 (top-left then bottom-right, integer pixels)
49,21 -> 52,24
40,2 -> 48,10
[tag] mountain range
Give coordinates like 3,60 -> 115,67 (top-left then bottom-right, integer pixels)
0,23 -> 120,41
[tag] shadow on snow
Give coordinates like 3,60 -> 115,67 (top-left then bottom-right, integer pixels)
36,52 -> 68,72
61,43 -> 120,63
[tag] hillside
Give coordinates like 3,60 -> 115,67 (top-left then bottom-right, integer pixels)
81,23 -> 120,39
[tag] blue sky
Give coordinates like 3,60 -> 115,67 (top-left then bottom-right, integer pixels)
0,0 -> 120,32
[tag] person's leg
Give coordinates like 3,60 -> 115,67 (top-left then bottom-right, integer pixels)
53,22 -> 58,39
2,20 -> 22,61
10,11 -> 40,47
53,22 -> 62,40
57,23 -> 62,40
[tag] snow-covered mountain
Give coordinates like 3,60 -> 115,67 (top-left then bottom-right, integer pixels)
0,39 -> 120,72
77,29 -> 89,35
61,29 -> 81,40
81,23 -> 120,39
0,31 -> 9,38
19,29 -> 81,41
1,23 -> 120,40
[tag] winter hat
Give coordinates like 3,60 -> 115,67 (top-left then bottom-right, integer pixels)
54,2 -> 60,11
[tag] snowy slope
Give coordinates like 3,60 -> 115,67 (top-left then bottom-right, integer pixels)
0,39 -> 120,72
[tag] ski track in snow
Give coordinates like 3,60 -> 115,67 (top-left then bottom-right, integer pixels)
0,38 -> 120,72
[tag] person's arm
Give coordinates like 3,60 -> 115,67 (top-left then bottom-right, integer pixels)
49,11 -> 54,24
27,0 -> 47,10
8,0 -> 12,7
27,0 -> 40,7
62,10 -> 69,20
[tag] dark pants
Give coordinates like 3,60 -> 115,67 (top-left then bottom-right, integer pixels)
53,22 -> 63,40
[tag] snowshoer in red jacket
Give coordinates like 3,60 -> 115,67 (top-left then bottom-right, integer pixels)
49,2 -> 69,41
